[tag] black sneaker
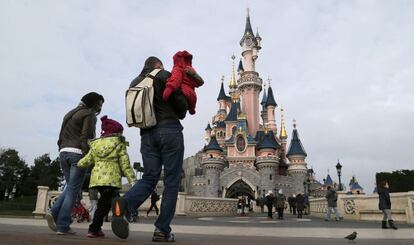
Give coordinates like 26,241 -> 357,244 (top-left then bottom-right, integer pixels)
111,197 -> 129,239
152,229 -> 175,242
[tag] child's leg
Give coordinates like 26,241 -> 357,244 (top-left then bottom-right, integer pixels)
89,187 -> 117,232
181,84 -> 197,114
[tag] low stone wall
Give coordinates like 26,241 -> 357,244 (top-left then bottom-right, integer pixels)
309,191 -> 414,224
33,186 -> 237,218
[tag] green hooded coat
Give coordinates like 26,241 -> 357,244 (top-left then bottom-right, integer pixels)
78,136 -> 136,188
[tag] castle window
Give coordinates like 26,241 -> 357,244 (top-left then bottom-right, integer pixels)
269,174 -> 272,180
208,179 -> 210,185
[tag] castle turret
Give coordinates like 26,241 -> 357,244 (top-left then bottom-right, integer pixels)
204,123 -> 212,144
286,121 -> 308,194
201,136 -> 225,197
265,83 -> 277,134
238,9 -> 262,136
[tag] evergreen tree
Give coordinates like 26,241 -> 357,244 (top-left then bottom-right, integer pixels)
0,148 -> 28,200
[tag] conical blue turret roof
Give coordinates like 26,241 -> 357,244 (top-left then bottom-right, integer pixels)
286,128 -> 307,157
260,88 -> 267,106
217,82 -> 228,101
325,174 -> 333,186
238,59 -> 244,73
225,101 -> 241,121
205,123 -> 212,131
204,136 -> 222,152
265,86 -> 277,107
257,131 -> 279,150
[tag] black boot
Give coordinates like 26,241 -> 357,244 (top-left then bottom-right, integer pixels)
388,220 -> 398,230
381,220 -> 388,229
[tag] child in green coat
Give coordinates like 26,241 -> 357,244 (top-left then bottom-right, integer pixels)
78,115 -> 136,238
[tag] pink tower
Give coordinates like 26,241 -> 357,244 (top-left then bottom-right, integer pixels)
238,9 -> 263,136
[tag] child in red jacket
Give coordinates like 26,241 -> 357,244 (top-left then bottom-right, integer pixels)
162,50 -> 204,115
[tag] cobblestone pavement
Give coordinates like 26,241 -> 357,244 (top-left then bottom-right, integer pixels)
0,214 -> 413,245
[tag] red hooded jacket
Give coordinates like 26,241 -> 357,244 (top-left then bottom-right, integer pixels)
163,51 -> 203,115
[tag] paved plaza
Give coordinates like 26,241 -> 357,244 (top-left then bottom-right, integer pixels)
0,214 -> 413,244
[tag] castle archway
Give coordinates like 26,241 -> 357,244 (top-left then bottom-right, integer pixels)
225,179 -> 255,200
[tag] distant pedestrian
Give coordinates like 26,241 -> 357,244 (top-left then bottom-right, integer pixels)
78,115 -> 136,238
147,190 -> 160,216
265,191 -> 274,219
288,194 -> 297,215
378,180 -> 397,230
46,92 -> 104,235
325,186 -> 340,221
259,196 -> 265,213
237,198 -> 243,215
275,189 -> 286,220
296,193 -> 305,219
303,193 -> 310,215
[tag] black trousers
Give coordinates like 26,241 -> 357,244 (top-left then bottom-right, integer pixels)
266,205 -> 273,218
89,186 -> 119,232
297,209 -> 303,218
147,202 -> 159,215
277,208 -> 284,219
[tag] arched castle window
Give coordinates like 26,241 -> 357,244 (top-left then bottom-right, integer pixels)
232,126 -> 237,135
208,179 -> 210,185
269,174 -> 272,180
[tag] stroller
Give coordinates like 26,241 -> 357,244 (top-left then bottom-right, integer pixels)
71,200 -> 90,223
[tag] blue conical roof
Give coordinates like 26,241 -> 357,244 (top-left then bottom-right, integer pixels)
225,101 -> 241,121
238,59 -> 244,73
217,82 -> 228,101
216,121 -> 226,128
325,174 -> 333,186
286,128 -> 307,157
204,136 -> 222,152
257,131 -> 279,150
350,182 -> 363,191
265,86 -> 277,107
260,88 -> 267,106
205,123 -> 212,131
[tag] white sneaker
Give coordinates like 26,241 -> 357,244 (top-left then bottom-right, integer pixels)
45,213 -> 57,232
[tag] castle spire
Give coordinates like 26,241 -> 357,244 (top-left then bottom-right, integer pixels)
280,106 -> 287,139
286,120 -> 307,157
240,8 -> 255,46
265,81 -> 277,107
229,54 -> 238,100
217,75 -> 228,101
237,58 -> 244,74
260,82 -> 267,107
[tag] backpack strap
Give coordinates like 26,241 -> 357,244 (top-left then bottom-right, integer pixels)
145,68 -> 162,80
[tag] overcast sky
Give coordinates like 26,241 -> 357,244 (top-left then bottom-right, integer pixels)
1,0 -> 413,192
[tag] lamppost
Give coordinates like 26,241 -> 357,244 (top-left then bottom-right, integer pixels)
336,161 -> 343,191
306,176 -> 311,196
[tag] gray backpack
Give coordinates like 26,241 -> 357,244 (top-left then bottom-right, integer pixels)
125,69 -> 161,128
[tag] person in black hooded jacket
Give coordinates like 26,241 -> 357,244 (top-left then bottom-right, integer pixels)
111,57 -> 200,242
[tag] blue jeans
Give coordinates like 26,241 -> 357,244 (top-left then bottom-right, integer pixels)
325,207 -> 340,221
124,123 -> 184,234
51,151 -> 86,232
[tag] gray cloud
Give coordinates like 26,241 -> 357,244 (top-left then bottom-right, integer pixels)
1,0 -> 413,192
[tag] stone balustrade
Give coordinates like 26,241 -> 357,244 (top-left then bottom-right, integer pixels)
33,186 -> 238,218
309,191 -> 414,224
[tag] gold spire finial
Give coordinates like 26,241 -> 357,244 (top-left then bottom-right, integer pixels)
229,54 -> 237,90
280,106 -> 287,139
